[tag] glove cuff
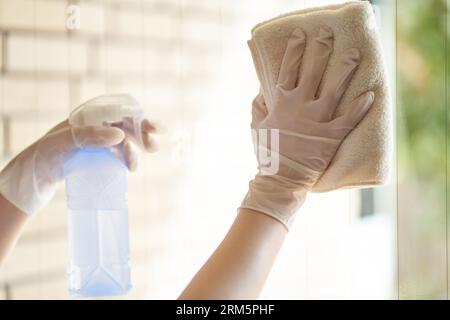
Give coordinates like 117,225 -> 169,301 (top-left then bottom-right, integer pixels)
0,147 -> 55,216
239,174 -> 309,230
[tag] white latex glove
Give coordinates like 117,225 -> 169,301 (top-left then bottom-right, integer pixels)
240,27 -> 374,230
0,118 -> 158,215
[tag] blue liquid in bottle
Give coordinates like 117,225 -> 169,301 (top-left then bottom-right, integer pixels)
64,147 -> 132,297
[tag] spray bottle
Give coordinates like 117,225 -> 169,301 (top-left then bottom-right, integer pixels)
63,94 -> 143,297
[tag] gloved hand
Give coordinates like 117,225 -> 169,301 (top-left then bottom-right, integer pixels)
240,27 -> 374,230
0,118 -> 158,215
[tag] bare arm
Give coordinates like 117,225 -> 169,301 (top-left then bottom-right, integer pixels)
0,194 -> 28,267
179,209 -> 286,300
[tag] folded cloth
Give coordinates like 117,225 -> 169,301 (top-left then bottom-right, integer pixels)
248,0 -> 392,192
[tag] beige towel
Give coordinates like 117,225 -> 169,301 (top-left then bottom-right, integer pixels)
248,0 -> 392,192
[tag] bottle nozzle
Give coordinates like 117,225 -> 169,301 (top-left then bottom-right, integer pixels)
69,94 -> 146,149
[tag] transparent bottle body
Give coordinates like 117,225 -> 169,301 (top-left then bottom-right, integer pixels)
64,148 -> 132,297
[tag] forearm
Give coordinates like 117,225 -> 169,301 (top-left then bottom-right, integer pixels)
0,193 -> 28,267
179,208 -> 287,300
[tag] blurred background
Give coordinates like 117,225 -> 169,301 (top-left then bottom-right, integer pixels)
0,0 -> 447,299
